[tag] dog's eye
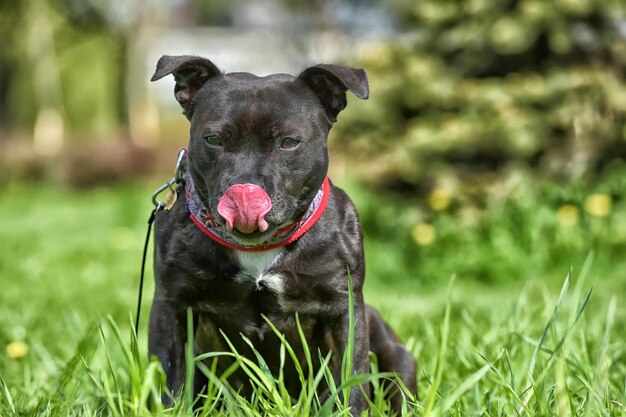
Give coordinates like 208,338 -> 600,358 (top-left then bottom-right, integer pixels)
203,134 -> 222,147
280,137 -> 300,150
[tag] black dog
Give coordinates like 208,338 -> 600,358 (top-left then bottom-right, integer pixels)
149,55 -> 416,414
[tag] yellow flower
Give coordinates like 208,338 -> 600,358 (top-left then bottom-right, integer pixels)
412,223 -> 436,246
427,188 -> 452,211
6,341 -> 28,359
556,204 -> 580,227
584,194 -> 612,217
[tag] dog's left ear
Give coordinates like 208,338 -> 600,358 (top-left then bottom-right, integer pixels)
151,55 -> 222,118
298,64 -> 369,123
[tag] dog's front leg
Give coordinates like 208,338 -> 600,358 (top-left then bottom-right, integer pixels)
148,299 -> 190,405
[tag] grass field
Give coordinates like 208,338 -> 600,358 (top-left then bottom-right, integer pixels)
0,179 -> 624,416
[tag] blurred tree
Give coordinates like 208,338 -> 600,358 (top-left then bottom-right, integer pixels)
334,0 -> 626,194
0,0 -> 268,141
0,0 -> 125,145
0,0 -> 21,132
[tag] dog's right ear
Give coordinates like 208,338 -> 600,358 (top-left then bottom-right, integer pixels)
151,55 -> 222,118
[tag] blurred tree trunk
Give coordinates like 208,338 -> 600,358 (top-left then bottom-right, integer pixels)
115,31 -> 130,136
27,0 -> 65,156
125,9 -> 161,145
0,61 -> 13,132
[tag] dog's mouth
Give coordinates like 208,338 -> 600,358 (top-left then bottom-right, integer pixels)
187,173 -> 329,250
211,183 -> 299,246
186,170 -> 307,249
216,217 -> 294,247
228,226 -> 275,242
217,183 -> 273,234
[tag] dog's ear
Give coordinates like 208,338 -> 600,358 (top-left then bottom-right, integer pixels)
151,55 -> 222,118
298,64 -> 369,123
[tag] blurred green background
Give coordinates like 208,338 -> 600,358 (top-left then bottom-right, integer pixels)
1,0 -> 626,411
2,0 -> 625,281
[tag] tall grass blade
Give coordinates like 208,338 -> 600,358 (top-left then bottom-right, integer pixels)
184,308 -> 196,412
341,267 -> 357,410
97,323 -> 124,415
263,314 -> 306,386
438,362 -> 491,412
423,276 -> 454,417
545,288 -> 592,366
0,374 -> 16,414
528,272 -> 570,376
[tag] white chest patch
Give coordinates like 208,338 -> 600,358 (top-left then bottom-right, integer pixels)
234,249 -> 285,294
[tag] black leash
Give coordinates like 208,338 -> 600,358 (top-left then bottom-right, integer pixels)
134,204 -> 161,335
135,149 -> 187,336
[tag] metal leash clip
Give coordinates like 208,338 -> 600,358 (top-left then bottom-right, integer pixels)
151,148 -> 187,210
138,148 -> 187,334
174,147 -> 187,183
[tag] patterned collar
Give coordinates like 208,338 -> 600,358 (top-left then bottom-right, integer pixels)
185,171 -> 330,252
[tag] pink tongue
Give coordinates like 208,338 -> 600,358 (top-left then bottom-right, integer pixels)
217,184 -> 272,234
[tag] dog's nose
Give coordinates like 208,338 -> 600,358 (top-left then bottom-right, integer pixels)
217,184 -> 272,234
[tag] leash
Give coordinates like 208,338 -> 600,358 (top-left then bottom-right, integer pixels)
134,205 -> 160,334
134,149 -> 186,335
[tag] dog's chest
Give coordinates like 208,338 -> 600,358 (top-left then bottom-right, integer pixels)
233,249 -> 285,294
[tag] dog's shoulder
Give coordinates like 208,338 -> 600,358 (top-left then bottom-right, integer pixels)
325,181 -> 363,240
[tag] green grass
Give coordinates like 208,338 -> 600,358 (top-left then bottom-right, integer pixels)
0,180 -> 625,416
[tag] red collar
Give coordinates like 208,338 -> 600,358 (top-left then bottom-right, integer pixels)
186,173 -> 331,252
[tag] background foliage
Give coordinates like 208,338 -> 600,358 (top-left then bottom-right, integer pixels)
329,0 -> 626,287
335,0 -> 626,189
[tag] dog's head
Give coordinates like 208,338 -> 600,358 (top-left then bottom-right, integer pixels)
152,55 -> 368,246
